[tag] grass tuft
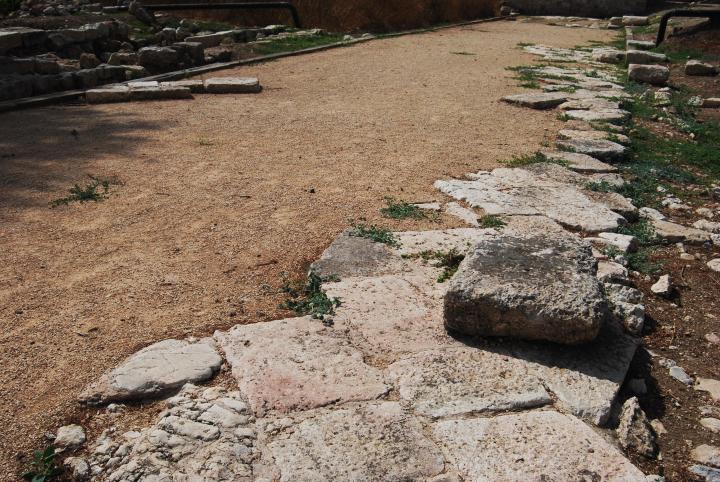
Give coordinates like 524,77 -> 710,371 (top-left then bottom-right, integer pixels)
349,223 -> 399,247
380,197 -> 428,220
50,175 -> 118,207
22,446 -> 60,482
280,271 -> 341,320
478,215 -> 506,229
501,152 -> 569,168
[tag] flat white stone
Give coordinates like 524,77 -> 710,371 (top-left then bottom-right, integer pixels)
502,92 -> 568,109
79,339 -> 222,404
86,85 -> 130,103
263,402 -> 445,481
542,150 -> 618,173
652,219 -> 712,244
203,77 -> 261,94
597,232 -> 638,253
215,317 -> 389,416
160,79 -> 205,93
558,129 -> 630,144
435,168 -> 626,233
556,137 -> 627,161
434,411 -> 645,480
563,108 -> 630,124
692,445 -> 720,468
639,207 -> 666,221
128,85 -> 193,101
696,378 -> 720,401
386,347 -> 551,418
444,201 -> 479,226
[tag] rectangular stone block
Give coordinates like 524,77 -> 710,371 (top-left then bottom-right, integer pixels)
128,85 -> 193,101
161,80 -> 205,93
203,77 -> 261,94
86,86 -> 131,104
0,30 -> 23,53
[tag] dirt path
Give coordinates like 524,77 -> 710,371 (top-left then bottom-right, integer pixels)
0,21 -> 609,478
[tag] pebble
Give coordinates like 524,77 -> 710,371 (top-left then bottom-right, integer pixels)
701,418 -> 720,433
651,275 -> 672,297
669,366 -> 693,385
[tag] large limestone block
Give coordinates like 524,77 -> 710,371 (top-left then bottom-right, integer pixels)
310,230 -> 397,278
558,129 -> 630,144
685,60 -> 718,76
651,219 -> 712,244
501,92 -> 568,109
263,402 -> 446,481
628,64 -> 670,86
542,151 -> 618,173
79,339 -> 222,404
626,50 -> 668,65
444,234 -> 607,345
434,411 -> 646,481
214,317 -> 389,416
563,109 -> 630,125
386,347 -> 551,418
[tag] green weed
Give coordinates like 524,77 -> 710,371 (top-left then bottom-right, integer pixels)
280,271 -> 341,320
450,51 -> 476,56
478,215 -> 506,229
349,223 -> 399,247
380,197 -> 427,220
405,249 -> 465,283
254,33 -> 344,56
22,446 -> 61,482
501,152 -> 568,168
50,175 -> 117,207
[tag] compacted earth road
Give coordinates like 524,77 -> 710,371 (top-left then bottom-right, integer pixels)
0,21 -> 611,478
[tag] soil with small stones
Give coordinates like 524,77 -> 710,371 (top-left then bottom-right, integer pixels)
0,21 -> 611,479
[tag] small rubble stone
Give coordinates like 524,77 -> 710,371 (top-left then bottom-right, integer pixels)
686,60 -> 718,76
708,259 -> 720,273
203,77 -> 261,94
617,397 -> 657,458
626,50 -> 668,65
444,233 -> 607,345
693,445 -> 720,468
697,378 -> 720,401
639,207 -> 666,221
435,411 -> 645,480
604,283 -> 645,334
79,339 -> 222,404
137,46 -> 179,71
628,64 -> 670,86
701,418 -> 720,433
55,424 -> 86,450
694,220 -> 720,233
670,365 -> 693,385
651,274 -> 672,297
64,457 -> 90,480
597,232 -> 638,253
108,51 -> 138,65
597,260 -> 629,284
690,464 -> 720,482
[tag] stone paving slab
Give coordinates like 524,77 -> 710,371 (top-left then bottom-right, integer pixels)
508,319 -> 639,425
435,168 -> 626,232
434,410 -> 646,481
261,401 -> 446,481
324,268 -> 459,362
203,77 -> 261,94
542,150 -> 619,173
79,339 -> 222,404
215,317 -> 389,417
386,347 -> 551,418
501,92 -> 569,109
556,137 -> 627,162
310,229 -> 399,278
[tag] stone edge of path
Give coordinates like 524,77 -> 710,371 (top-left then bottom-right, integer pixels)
0,15 -> 508,114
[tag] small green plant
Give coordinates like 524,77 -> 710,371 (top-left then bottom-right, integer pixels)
50,175 -> 116,207
501,152 -> 568,168
349,223 -> 399,247
627,248 -> 663,274
254,33 -> 345,56
380,197 -> 428,220
617,219 -> 659,246
601,245 -> 623,259
198,138 -> 214,146
22,446 -> 61,482
585,180 -> 616,193
478,215 -> 506,229
280,271 -> 341,320
450,51 -> 476,56
405,249 -> 465,283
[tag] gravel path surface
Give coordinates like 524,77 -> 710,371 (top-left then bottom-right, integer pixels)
0,20 -> 609,478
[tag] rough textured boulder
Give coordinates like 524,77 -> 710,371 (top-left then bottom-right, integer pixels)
617,397 -> 657,458
137,46 -> 179,72
686,60 -> 718,77
628,64 -> 670,86
626,50 -> 667,65
79,339 -> 222,404
444,234 -> 607,345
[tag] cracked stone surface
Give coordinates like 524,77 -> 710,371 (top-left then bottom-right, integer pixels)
435,167 -> 626,232
501,92 -> 568,109
261,401 -> 446,481
556,137 -> 627,161
444,233 -> 607,345
558,128 -> 630,144
310,229 -> 397,278
542,150 -> 619,173
435,411 -> 646,481
386,347 -> 551,418
88,384 -> 260,481
508,319 -> 639,425
564,109 -> 631,124
79,339 -> 223,404
215,317 -> 389,416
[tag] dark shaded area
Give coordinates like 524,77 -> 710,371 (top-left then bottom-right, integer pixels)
0,103 -> 163,211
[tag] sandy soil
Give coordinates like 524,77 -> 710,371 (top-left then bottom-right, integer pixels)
0,21 -> 610,478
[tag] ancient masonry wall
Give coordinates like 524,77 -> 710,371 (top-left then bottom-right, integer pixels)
506,0 -> 647,18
